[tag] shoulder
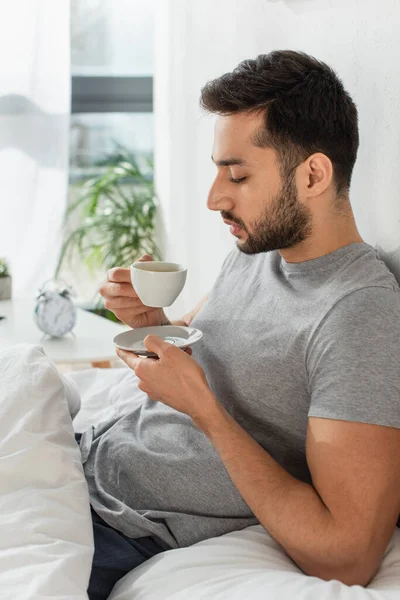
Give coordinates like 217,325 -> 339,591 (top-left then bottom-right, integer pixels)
331,244 -> 400,296
310,284 -> 400,346
310,243 -> 400,334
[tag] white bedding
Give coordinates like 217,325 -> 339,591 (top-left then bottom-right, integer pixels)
1,343 -> 400,600
0,344 -> 93,599
69,363 -> 146,435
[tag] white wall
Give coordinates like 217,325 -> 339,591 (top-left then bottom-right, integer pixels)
155,0 -> 400,321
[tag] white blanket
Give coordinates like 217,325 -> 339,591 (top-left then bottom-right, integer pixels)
0,344 -> 93,599
1,343 -> 400,600
69,364 -> 146,435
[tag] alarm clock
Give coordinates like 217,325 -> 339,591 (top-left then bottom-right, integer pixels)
34,279 -> 77,338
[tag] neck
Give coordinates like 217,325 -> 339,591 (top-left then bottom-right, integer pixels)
279,203 -> 364,264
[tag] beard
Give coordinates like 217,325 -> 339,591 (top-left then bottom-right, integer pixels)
222,173 -> 313,255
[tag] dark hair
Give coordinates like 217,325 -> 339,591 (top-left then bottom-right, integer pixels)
200,50 -> 359,197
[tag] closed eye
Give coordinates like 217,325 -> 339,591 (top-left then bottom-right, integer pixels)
229,177 -> 247,184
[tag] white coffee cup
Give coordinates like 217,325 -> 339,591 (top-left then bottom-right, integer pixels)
130,261 -> 187,308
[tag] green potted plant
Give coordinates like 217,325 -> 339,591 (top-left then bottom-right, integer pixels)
55,148 -> 162,321
0,258 -> 12,300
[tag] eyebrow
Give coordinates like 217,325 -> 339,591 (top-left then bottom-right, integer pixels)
211,156 -> 248,167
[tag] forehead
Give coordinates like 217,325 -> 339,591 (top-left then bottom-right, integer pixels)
212,112 -> 274,165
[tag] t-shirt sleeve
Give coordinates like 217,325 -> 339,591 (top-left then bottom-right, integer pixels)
307,285 -> 400,428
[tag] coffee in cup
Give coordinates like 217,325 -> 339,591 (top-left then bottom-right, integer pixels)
130,261 -> 187,308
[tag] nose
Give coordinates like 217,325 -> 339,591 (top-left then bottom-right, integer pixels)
207,177 -> 234,212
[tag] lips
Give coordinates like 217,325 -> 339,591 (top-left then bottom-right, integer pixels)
223,219 -> 241,228
223,219 -> 243,236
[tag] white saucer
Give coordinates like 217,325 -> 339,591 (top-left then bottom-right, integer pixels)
113,325 -> 203,358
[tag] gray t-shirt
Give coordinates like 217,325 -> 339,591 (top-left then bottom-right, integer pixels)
81,242 -> 400,549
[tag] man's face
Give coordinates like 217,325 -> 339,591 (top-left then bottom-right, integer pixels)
208,112 -> 312,255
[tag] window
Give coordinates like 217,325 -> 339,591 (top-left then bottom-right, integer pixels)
70,0 -> 156,179
63,0 -> 156,303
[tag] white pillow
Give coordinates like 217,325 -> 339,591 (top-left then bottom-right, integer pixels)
109,510 -> 400,600
0,344 -> 93,599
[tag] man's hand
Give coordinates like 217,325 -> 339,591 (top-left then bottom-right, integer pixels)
116,335 -> 217,423
99,256 -> 169,329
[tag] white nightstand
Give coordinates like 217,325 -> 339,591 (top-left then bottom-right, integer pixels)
0,299 -> 129,367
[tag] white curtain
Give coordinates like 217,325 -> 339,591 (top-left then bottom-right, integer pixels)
0,0 -> 70,298
155,0 -> 400,321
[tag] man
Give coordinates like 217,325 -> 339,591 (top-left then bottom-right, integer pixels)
81,50 -> 400,599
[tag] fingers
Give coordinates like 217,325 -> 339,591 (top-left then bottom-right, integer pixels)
103,296 -> 144,310
107,254 -> 153,283
116,348 -> 141,369
107,267 -> 132,283
116,349 -> 151,376
136,254 -> 153,263
100,281 -> 138,299
102,255 -> 154,299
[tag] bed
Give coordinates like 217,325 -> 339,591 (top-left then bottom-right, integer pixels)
1,343 -> 400,599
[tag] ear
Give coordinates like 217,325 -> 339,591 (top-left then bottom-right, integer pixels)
297,153 -> 333,198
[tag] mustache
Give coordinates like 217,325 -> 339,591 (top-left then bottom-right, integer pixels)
220,212 -> 245,228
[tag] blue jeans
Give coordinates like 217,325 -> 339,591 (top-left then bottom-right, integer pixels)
75,434 -> 166,600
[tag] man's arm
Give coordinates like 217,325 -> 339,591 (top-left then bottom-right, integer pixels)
193,286 -> 400,586
195,404 -> 400,586
162,294 -> 209,327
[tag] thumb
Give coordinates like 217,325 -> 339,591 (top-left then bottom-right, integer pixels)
144,334 -> 172,355
137,254 -> 153,262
